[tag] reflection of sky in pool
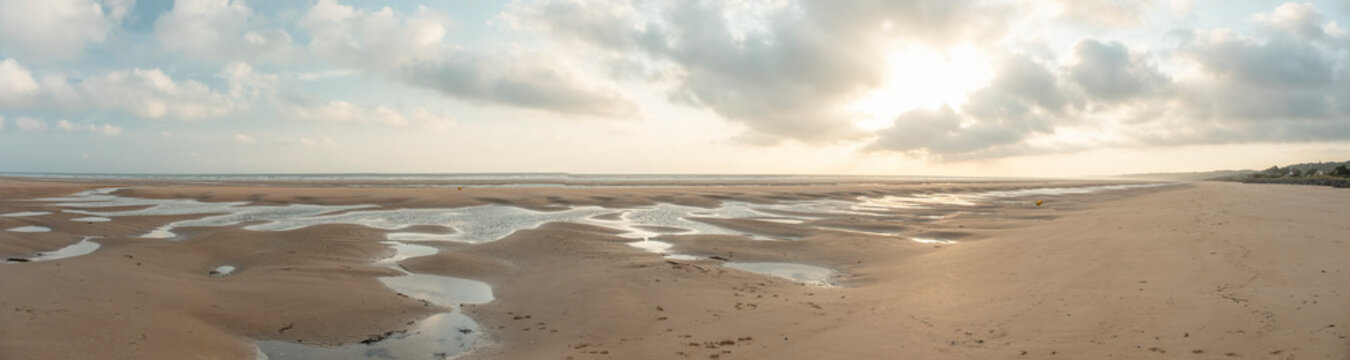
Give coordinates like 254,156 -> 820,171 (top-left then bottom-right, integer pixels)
257,240 -> 494,359
2,211 -> 52,217
3,238 -> 101,263
724,262 -> 836,287
22,183 -> 1163,357
36,184 -> 1161,250
7,226 -> 51,232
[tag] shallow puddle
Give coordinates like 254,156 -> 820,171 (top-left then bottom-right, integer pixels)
7,226 -> 51,232
724,262 -> 836,287
256,240 -> 493,359
210,265 -> 237,277
380,242 -> 439,264
256,312 -> 483,360
70,216 -> 112,222
380,274 -> 494,308
2,211 -> 52,217
628,238 -> 674,253
36,184 -> 1159,245
256,274 -> 493,359
911,237 -> 957,244
4,238 -> 101,263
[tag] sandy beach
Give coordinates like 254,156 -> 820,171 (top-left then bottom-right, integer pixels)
1,178 -> 1347,359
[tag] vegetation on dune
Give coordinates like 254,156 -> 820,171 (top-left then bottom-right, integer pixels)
1217,160 -> 1350,188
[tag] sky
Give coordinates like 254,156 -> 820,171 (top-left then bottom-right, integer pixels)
1,0 -> 1349,177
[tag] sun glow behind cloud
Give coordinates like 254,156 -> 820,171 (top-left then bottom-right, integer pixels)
852,44 -> 992,132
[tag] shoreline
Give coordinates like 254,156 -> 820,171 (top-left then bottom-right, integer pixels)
2,179 -> 1346,359
0,174 -> 1118,189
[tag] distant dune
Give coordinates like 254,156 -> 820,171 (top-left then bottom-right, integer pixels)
1109,169 -> 1257,181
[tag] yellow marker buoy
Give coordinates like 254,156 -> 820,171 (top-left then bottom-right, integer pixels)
457,187 -> 463,191
1035,200 -> 1043,206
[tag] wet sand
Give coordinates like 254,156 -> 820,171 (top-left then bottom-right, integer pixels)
1,178 -> 1347,359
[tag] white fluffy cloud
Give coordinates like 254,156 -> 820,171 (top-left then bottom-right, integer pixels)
79,68 -> 237,120
281,100 -> 453,130
14,116 -> 47,132
234,133 -> 255,143
0,58 -> 247,120
0,0 -> 133,60
1050,0 -> 1156,28
0,59 -> 39,104
1252,2 -> 1330,39
57,119 -> 122,136
154,0 -> 296,62
299,137 -> 336,147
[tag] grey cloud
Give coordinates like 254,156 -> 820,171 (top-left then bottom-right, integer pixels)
395,54 -> 637,117
299,0 -> 637,118
1253,2 -> 1328,40
1178,32 -> 1339,120
868,106 -> 1025,156
1066,39 -> 1169,102
969,54 -> 1074,118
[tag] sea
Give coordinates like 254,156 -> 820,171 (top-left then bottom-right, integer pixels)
0,172 -> 1027,188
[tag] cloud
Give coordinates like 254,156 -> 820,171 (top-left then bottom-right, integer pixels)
1065,39 -> 1170,102
1175,28 -> 1338,121
14,116 -> 47,132
1252,2 -> 1329,39
0,59 -> 40,105
869,53 -> 1075,159
154,0 -> 296,62
3,56 -> 462,131
280,99 -> 454,130
510,0 -> 1345,158
57,119 -> 122,136
0,58 -> 243,120
1050,0 -> 1156,28
234,133 -> 255,143
0,0 -> 133,60
218,62 -> 277,103
507,0 -> 1000,142
79,68 -> 237,120
299,137 -> 336,147
298,0 -> 636,117
869,105 -> 1024,156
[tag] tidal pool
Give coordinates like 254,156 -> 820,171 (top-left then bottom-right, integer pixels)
256,241 -> 494,359
3,238 -> 101,263
724,262 -> 836,287
2,211 -> 52,217
210,265 -> 236,277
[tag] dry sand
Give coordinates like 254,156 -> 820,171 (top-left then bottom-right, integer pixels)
1,179 -> 1347,359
